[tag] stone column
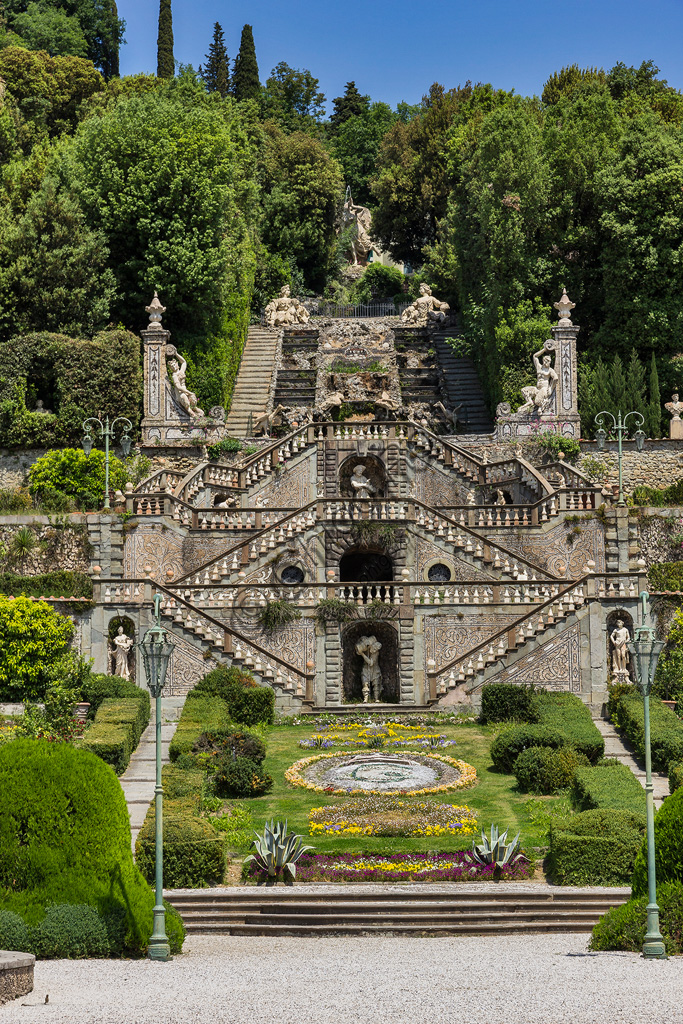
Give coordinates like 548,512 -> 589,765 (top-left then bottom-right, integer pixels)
141,292 -> 170,443
550,288 -> 581,437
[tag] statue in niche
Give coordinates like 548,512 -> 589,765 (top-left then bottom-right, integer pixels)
517,343 -> 558,415
341,189 -> 374,266
356,635 -> 382,703
111,626 -> 134,680
167,347 -> 204,419
401,283 -> 450,326
264,285 -> 310,328
350,464 -> 375,499
34,399 -> 52,415
610,619 -> 631,679
665,393 -> 683,439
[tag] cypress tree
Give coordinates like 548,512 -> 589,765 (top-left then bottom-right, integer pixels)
156,0 -> 174,79
201,22 -> 229,98
329,81 -> 369,133
647,352 -> 662,438
625,349 -> 646,419
232,24 -> 260,101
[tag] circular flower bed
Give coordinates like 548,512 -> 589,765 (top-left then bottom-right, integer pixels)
285,750 -> 477,796
298,721 -> 456,750
309,795 -> 478,836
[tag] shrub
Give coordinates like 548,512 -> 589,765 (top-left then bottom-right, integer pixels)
632,479 -> 683,508
31,904 -> 111,959
0,570 -> 93,600
548,809 -> 646,885
0,740 -> 157,953
669,761 -> 683,794
81,694 -> 150,775
631,784 -> 683,897
259,599 -> 301,631
480,683 -> 538,723
532,691 -> 604,763
490,724 -> 565,772
0,488 -> 33,513
163,899 -> 186,954
513,746 -> 590,794
590,882 -> 683,954
194,665 -> 275,726
80,674 -> 144,718
168,691 -> 233,761
206,437 -> 243,459
136,798 -> 226,889
571,761 -> 646,814
608,686 -> 683,772
0,595 -> 75,701
648,561 -> 683,592
28,448 -> 128,510
0,909 -> 31,952
193,729 -> 266,764
314,597 -> 357,624
212,755 -> 273,798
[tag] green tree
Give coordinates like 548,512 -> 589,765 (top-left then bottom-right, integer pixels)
231,23 -> 259,102
647,352 -> 662,438
542,64 -> 606,106
156,0 -> 173,78
0,46 -> 103,138
2,0 -> 124,78
331,102 -> 397,206
624,349 -> 647,419
329,80 -> 369,133
28,447 -> 128,507
11,2 -> 87,57
0,595 -> 75,700
260,124 -> 344,290
262,61 -> 326,132
201,21 -> 229,98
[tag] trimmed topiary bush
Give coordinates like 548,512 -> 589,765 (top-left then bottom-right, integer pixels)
631,784 -> 683,897
669,761 -> 683,794
169,692 -> 233,761
31,904 -> 110,959
136,798 -> 226,889
80,675 -> 144,718
571,761 -> 646,814
513,746 -> 590,794
532,691 -> 604,763
490,724 -> 565,772
81,695 -> 151,775
548,809 -> 646,886
480,683 -> 538,724
609,686 -> 683,773
0,739 -> 160,954
212,755 -> 273,798
193,729 -> 266,764
590,882 -> 683,954
0,909 -> 31,952
195,665 -> 275,726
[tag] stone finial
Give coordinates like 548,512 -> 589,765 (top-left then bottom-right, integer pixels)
145,291 -> 166,329
554,288 -> 575,325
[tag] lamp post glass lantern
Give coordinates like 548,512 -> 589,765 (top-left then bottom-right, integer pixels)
626,591 -> 667,960
594,410 -> 645,507
81,415 -> 133,510
139,593 -> 174,962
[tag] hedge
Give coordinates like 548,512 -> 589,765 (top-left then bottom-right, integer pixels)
487,689 -> 603,772
571,761 -> 646,814
80,674 -> 145,718
631,784 -> 683,898
81,693 -> 150,775
609,686 -> 683,773
480,683 -> 538,724
513,746 -> 590,794
136,768 -> 226,889
0,570 -> 93,600
168,691 -> 233,761
490,725 -> 565,772
548,809 -> 646,886
0,740 -> 159,953
648,561 -> 683,592
195,665 -> 275,726
533,691 -> 604,763
590,882 -> 683,954
669,761 -> 683,794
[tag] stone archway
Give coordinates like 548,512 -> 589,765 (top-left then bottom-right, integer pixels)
342,620 -> 399,704
108,615 -> 136,682
339,454 -> 386,498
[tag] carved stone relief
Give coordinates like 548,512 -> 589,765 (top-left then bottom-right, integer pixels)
414,535 -> 497,582
124,525 -> 184,580
167,633 -> 212,696
413,461 -> 470,507
250,457 -> 311,509
492,623 -> 581,692
498,518 -> 605,577
424,614 -> 519,673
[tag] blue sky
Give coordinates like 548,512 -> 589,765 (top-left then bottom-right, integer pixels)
119,0 -> 683,110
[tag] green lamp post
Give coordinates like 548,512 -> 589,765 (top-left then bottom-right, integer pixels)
139,593 -> 175,962
594,410 -> 645,508
626,591 -> 666,960
82,415 -> 133,510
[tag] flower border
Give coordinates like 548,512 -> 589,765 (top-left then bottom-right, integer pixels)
284,749 -> 477,796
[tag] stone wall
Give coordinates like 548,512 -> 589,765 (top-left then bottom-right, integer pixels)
0,515 -> 92,574
0,952 -> 34,1005
0,449 -> 48,489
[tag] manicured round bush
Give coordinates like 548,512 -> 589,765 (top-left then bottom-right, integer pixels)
28,448 -> 128,509
31,904 -> 110,959
212,755 -> 273,798
195,665 -> 275,725
0,739 -> 160,954
590,881 -> 683,954
513,745 -> 590,794
632,784 -> 683,897
0,909 -> 31,952
480,683 -> 538,724
0,595 -> 75,701
193,728 -> 266,764
490,724 -> 565,772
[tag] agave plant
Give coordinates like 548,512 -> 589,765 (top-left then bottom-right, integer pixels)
465,825 -> 528,875
244,819 -> 313,886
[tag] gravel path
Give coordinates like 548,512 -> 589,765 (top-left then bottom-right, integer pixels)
3,934 -> 681,1024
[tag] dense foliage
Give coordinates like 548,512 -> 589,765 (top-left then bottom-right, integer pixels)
608,685 -> 683,772
0,595 -> 74,700
548,809 -> 646,885
631,784 -> 683,897
590,881 -> 683,954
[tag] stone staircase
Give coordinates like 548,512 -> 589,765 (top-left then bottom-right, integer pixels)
225,327 -> 279,437
593,716 -> 669,809
165,885 -> 629,936
119,697 -> 184,852
431,329 -> 493,434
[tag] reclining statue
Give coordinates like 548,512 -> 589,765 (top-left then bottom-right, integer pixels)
401,284 -> 450,326
264,286 -> 310,329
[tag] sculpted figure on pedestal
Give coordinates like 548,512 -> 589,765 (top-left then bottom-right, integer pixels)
400,284 -> 450,326
517,343 -> 558,415
356,635 -> 382,702
610,619 -> 631,678
264,285 -> 310,328
665,393 -> 683,439
350,464 -> 375,499
167,347 -> 204,419
341,190 -> 374,265
111,626 -> 134,680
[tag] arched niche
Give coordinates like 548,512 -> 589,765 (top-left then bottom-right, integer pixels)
339,454 -> 386,499
606,609 -> 635,682
342,620 -> 399,704
108,615 -> 136,683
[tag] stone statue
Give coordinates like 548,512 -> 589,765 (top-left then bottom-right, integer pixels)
401,284 -> 450,327
167,350 -> 204,419
34,399 -> 52,415
341,189 -> 374,266
350,464 -> 375,499
264,286 -> 310,329
610,619 -> 631,679
665,393 -> 683,439
356,635 -> 382,702
494,489 -> 506,506
517,344 -> 559,416
111,626 -> 134,680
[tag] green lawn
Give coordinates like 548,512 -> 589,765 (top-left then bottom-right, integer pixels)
239,721 -> 570,855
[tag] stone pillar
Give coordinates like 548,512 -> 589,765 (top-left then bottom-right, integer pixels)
141,293 -> 170,444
